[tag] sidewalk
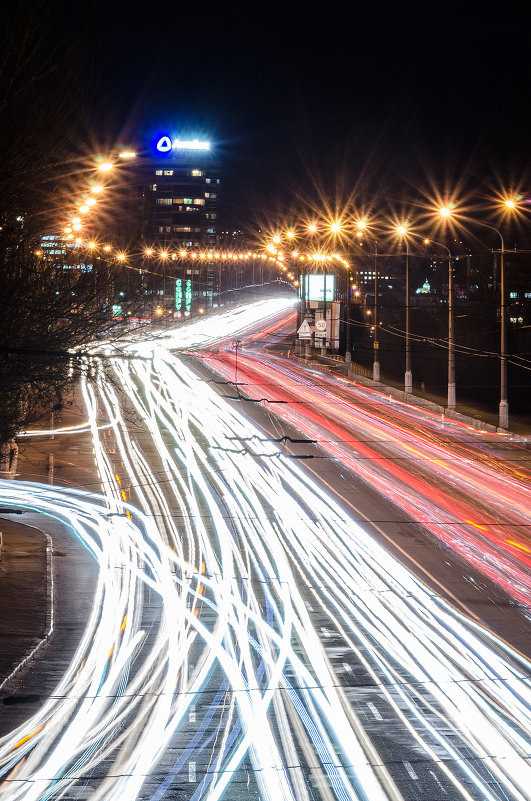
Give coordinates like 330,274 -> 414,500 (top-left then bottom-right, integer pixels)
0,388 -> 100,703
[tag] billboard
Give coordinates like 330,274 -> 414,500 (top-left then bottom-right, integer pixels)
305,274 -> 335,302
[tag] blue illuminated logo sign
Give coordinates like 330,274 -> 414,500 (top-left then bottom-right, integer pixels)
157,136 -> 172,152
156,135 -> 210,153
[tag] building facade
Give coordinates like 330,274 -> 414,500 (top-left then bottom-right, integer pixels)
137,134 -> 220,249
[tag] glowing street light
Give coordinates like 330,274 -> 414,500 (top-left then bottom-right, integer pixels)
396,224 -> 412,394
357,222 -> 379,380
98,163 -> 113,172
91,185 -> 103,194
330,222 -> 341,234
440,204 -> 509,428
118,151 -> 136,159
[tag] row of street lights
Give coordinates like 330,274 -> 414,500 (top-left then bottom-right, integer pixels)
267,198 -> 522,429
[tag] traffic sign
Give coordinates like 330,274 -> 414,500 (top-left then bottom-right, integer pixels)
297,319 -> 312,338
315,318 -> 327,332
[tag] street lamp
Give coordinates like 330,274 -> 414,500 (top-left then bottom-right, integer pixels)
357,221 -> 380,381
440,207 -> 508,429
396,225 -> 412,394
426,232 -> 455,409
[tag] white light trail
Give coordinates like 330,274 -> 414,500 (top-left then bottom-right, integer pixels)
1,300 -> 530,801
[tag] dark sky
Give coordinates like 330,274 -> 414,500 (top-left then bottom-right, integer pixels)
38,1 -> 531,230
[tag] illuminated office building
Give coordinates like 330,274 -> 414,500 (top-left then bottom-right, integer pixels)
140,134 -> 219,248
112,132 -> 220,250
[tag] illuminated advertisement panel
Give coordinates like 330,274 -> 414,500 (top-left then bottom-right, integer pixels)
175,278 -> 183,311
305,274 -> 335,302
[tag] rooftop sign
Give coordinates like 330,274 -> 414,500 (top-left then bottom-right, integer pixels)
156,135 -> 210,153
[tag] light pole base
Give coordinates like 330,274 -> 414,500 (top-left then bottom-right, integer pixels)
320,346 -> 327,356
405,370 -> 413,394
345,352 -> 351,365
304,342 -> 311,358
447,382 -> 456,410
499,399 -> 509,430
373,361 -> 380,382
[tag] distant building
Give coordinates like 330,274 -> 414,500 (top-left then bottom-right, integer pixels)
138,133 -> 220,249
106,132 -> 221,251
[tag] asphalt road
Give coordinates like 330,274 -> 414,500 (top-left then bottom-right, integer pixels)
0,299 -> 529,801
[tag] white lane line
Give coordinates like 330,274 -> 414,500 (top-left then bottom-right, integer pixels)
403,761 -> 419,780
429,770 -> 448,794
189,704 -> 196,723
367,702 -> 383,721
189,761 -> 196,782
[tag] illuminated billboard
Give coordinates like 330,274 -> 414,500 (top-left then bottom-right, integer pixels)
305,274 -> 335,302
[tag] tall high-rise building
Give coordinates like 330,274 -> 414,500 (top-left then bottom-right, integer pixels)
137,133 -> 220,249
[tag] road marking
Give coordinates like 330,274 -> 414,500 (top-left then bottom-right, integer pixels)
320,626 -> 331,638
429,770 -> 448,794
305,601 -> 314,611
188,761 -> 196,782
367,701 -> 383,720
342,662 -> 352,672
189,704 -> 196,723
403,761 -> 418,780
300,461 -> 483,622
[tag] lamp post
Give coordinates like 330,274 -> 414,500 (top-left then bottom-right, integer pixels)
357,222 -> 380,381
440,208 -> 508,429
397,226 -> 412,393
424,227 -> 456,409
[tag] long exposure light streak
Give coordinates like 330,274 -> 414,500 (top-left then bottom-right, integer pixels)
1,299 -> 530,801
192,313 -> 531,608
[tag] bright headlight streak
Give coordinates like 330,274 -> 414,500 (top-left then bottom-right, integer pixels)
0,482 -> 187,801
197,346 -> 531,605
3,300 -> 531,801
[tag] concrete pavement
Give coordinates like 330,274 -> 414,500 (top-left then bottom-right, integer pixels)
0,388 -> 100,720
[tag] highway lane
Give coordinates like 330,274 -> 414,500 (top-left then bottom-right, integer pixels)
1,298 -> 530,800
189,308 -> 531,612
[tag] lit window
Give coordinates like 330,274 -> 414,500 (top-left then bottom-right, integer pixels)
206,213 -> 217,219
509,291 -> 518,299
156,198 -> 172,205
191,169 -> 204,176
151,184 -> 157,191
184,198 -> 192,204
173,198 -> 184,204
193,198 -> 205,205
205,178 -> 211,184
206,227 -> 216,234
155,170 -> 163,175
163,170 -> 174,175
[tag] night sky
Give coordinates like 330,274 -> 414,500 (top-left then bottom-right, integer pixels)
27,1 -> 531,231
